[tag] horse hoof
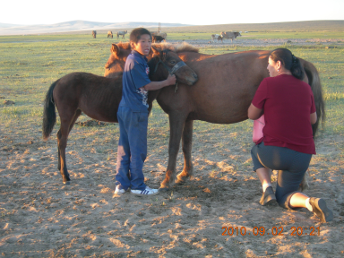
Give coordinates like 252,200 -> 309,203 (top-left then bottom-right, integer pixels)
158,187 -> 170,192
175,178 -> 185,184
63,181 -> 71,185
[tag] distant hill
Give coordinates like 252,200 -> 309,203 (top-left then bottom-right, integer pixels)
0,20 -> 343,36
0,20 -> 191,36
162,20 -> 344,33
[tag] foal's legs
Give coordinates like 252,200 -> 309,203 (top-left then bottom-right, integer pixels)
160,113 -> 187,190
57,109 -> 82,184
176,119 -> 193,183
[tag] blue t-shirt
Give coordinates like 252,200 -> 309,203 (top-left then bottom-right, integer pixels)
119,50 -> 151,112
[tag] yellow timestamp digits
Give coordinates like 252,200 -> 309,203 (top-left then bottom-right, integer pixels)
222,226 -> 320,236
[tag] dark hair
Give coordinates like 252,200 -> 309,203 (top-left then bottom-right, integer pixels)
129,28 -> 152,44
270,48 -> 304,80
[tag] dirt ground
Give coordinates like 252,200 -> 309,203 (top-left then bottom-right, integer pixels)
0,38 -> 344,257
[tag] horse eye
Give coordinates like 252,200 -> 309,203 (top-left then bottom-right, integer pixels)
170,60 -> 176,65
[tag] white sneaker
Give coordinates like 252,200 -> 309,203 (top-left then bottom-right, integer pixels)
114,185 -> 127,195
131,186 -> 158,196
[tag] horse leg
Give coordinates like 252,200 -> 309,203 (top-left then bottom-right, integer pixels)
57,126 -> 70,184
57,110 -> 81,184
57,130 -> 61,171
176,120 -> 193,183
160,113 -> 186,190
68,109 -> 82,133
57,110 -> 80,170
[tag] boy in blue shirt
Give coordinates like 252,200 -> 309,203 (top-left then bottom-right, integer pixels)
115,28 -> 176,196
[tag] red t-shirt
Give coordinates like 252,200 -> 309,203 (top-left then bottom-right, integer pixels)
252,74 -> 316,154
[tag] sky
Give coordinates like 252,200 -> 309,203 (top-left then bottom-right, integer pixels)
2,0 -> 344,26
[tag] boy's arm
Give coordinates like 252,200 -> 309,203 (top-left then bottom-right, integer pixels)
142,74 -> 176,91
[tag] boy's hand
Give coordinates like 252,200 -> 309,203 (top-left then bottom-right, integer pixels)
166,74 -> 176,85
143,74 -> 177,91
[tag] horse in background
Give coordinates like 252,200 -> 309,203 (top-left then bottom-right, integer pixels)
117,30 -> 127,39
42,46 -> 198,184
211,34 -> 223,43
107,31 -> 113,38
92,31 -> 97,38
152,35 -> 165,43
221,31 -> 241,43
103,42 -> 325,190
151,32 -> 167,40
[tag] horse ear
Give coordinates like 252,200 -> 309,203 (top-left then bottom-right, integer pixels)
111,44 -> 119,57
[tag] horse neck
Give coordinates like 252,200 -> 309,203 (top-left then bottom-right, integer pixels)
146,57 -> 167,107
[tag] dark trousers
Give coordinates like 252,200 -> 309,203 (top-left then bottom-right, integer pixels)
251,142 -> 312,208
116,106 -> 148,190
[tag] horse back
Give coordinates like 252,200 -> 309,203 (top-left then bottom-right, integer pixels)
53,72 -> 123,122
157,50 -> 271,123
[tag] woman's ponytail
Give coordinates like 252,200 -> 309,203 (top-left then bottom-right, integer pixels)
290,55 -> 304,80
270,48 -> 304,80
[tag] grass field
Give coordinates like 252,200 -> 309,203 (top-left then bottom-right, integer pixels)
0,32 -> 343,136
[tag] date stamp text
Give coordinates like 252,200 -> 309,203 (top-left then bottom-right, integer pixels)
222,226 -> 320,236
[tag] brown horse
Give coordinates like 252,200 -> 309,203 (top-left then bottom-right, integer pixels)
42,47 -> 198,184
107,31 -> 113,38
104,42 -> 325,190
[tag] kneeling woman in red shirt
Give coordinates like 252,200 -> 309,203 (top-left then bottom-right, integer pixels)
248,48 -> 333,223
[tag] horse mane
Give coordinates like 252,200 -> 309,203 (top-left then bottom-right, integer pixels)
116,42 -> 131,50
175,42 -> 199,53
113,41 -> 199,54
105,42 -> 200,69
152,42 -> 199,53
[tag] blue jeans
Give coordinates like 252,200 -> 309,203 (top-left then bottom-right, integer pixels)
251,142 -> 312,208
116,106 -> 148,191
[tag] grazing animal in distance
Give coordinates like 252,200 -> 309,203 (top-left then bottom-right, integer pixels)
151,32 -> 167,40
220,31 -> 241,42
211,34 -> 222,42
117,30 -> 127,39
92,31 -> 97,38
107,31 -> 113,38
217,35 -> 223,43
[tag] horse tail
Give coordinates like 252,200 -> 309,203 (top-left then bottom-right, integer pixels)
303,60 -> 325,136
42,80 -> 58,140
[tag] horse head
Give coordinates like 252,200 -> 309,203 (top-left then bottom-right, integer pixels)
149,45 -> 198,86
104,42 -> 132,78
